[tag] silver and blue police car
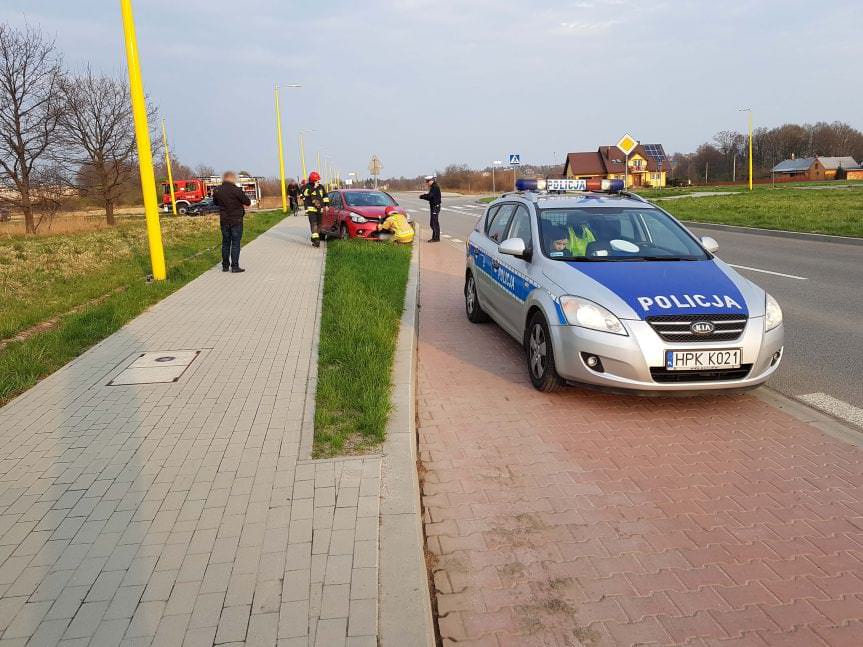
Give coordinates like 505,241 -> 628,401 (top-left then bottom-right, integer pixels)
464,178 -> 784,393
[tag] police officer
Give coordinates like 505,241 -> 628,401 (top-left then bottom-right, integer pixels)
302,171 -> 329,247
420,174 -> 441,242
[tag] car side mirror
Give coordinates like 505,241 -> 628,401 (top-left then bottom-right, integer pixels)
700,236 -> 719,254
499,237 -> 529,259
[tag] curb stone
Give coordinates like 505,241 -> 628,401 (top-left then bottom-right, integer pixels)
755,387 -> 863,448
378,227 -> 437,646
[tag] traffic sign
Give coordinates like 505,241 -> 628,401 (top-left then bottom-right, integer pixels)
368,155 -> 382,176
616,134 -> 638,156
508,153 -> 521,166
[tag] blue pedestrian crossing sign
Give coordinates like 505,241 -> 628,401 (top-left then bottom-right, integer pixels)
508,153 -> 521,166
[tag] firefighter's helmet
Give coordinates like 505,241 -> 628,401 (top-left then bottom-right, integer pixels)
309,171 -> 321,183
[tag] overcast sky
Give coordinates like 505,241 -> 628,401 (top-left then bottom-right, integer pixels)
2,0 -> 860,179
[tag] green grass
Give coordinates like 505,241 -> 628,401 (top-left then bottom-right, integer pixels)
0,210 -> 285,406
656,186 -> 863,237
314,240 -> 411,457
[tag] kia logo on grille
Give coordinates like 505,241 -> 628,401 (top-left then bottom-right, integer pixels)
690,321 -> 715,335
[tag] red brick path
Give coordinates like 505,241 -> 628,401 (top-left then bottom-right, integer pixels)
417,241 -> 863,647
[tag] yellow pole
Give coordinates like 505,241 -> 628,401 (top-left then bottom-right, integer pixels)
274,86 -> 287,213
161,119 -> 177,216
748,111 -> 753,192
299,134 -> 307,180
120,0 -> 166,280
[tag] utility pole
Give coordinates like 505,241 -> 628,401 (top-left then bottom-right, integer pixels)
120,0 -> 165,280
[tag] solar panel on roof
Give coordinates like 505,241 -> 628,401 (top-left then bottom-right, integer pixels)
643,144 -> 667,162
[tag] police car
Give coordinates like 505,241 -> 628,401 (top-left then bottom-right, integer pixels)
465,178 -> 784,393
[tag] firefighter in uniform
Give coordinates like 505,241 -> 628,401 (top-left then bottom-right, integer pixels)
302,171 -> 328,247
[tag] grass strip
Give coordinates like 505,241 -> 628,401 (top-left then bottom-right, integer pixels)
659,187 -> 863,237
0,210 -> 286,406
314,240 -> 411,457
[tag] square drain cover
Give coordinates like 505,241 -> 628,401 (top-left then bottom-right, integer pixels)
109,350 -> 200,386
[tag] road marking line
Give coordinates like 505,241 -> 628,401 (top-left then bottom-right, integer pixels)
452,238 -> 463,243
728,264 -> 808,280
442,234 -> 452,238
799,393 -> 863,428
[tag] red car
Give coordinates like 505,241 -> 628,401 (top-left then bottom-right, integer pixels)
320,189 -> 409,240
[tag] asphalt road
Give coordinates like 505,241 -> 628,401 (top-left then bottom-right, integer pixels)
394,191 -> 863,423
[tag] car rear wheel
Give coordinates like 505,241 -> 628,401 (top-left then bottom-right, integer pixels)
464,273 -> 490,323
177,203 -> 189,214
526,314 -> 564,392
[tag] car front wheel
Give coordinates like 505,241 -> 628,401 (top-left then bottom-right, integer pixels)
526,313 -> 564,392
464,273 -> 490,323
340,224 -> 350,240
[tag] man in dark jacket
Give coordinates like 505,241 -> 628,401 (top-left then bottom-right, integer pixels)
287,180 -> 300,215
419,175 -> 441,242
213,171 -> 251,272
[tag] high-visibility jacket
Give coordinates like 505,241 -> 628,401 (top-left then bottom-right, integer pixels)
567,224 -> 595,256
379,212 -> 414,244
302,183 -> 329,213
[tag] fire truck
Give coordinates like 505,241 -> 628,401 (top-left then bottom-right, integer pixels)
160,175 -> 262,213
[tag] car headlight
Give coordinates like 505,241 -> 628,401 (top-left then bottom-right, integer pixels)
559,296 -> 627,335
765,293 -> 783,331
349,213 -> 368,224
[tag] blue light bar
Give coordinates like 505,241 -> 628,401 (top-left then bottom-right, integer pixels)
515,178 -> 545,191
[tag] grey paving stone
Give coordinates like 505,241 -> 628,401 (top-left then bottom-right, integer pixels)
214,604 -> 250,644
25,618 -> 69,647
320,584 -> 349,620
63,600 -> 109,639
314,618 -> 346,647
347,599 -> 376,637
244,612 -> 278,646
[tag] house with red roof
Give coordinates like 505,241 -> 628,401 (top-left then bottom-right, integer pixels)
563,144 -> 670,188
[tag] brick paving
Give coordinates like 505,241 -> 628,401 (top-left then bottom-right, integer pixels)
0,217 -> 381,646
417,241 -> 863,646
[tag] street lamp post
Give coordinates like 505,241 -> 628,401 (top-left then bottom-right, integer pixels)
275,83 -> 301,213
298,129 -> 317,181
120,0 -> 165,281
161,119 -> 177,216
739,107 -> 753,191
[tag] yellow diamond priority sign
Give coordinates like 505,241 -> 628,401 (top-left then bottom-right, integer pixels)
616,133 -> 638,156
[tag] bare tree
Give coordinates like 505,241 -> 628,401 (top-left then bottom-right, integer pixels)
0,23 -> 64,234
56,66 -> 143,225
194,164 -> 215,177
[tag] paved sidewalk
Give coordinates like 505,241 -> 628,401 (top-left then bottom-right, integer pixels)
0,217 -> 380,646
417,241 -> 863,646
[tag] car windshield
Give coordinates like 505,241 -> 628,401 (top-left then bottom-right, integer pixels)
344,191 -> 395,207
537,206 -> 709,261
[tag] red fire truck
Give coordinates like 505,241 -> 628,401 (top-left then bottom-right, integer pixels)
161,175 -> 262,213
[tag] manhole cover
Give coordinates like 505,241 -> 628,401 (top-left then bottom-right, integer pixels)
109,350 -> 200,385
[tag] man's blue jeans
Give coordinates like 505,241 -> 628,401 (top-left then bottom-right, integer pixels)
221,222 -> 243,268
